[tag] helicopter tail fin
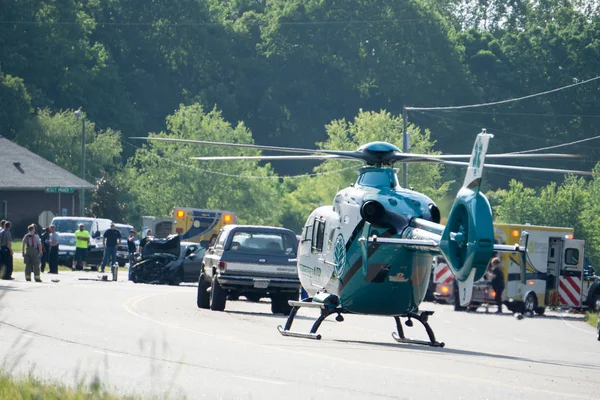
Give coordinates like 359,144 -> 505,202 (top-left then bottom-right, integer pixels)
439,131 -> 495,304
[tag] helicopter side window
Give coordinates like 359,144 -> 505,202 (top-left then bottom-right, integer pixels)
312,220 -> 325,253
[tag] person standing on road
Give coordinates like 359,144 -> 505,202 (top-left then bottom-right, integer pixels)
127,229 -> 137,280
138,229 -> 152,253
22,224 -> 43,282
487,257 -> 505,314
0,220 -> 6,233
100,223 -> 121,273
73,223 -> 90,271
48,225 -> 59,274
0,221 -> 13,280
40,228 -> 50,273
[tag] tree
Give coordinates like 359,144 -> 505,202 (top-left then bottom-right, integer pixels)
16,109 -> 123,182
121,103 -> 284,226
89,174 -> 126,222
0,73 -> 32,139
281,109 -> 452,232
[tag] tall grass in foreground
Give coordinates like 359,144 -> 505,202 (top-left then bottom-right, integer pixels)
0,372 -> 136,400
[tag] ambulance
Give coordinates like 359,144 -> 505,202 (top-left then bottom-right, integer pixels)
494,223 -> 599,314
433,223 -> 600,313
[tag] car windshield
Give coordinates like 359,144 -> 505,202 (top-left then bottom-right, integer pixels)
58,235 -> 77,246
229,231 -> 297,255
53,219 -> 92,233
116,226 -> 132,238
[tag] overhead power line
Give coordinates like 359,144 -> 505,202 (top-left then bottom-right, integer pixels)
510,134 -> 600,154
406,75 -> 600,111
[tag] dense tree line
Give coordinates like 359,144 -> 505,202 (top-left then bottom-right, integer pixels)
1,1 -> 599,260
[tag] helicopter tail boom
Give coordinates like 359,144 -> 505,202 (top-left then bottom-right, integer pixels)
438,132 -> 496,302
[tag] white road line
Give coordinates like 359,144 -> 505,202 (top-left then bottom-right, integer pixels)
233,375 -> 285,385
93,350 -> 123,358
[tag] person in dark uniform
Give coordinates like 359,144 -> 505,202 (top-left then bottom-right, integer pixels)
48,225 -> 59,274
40,228 -> 50,272
0,221 -> 14,280
487,257 -> 505,314
138,229 -> 152,254
101,223 -> 121,274
127,229 -> 137,280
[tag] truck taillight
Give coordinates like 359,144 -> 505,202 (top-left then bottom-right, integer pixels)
441,286 -> 449,294
219,261 -> 227,271
176,227 -> 183,234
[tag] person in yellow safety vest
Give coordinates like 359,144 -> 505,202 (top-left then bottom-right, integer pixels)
22,224 -> 43,282
73,223 -> 90,271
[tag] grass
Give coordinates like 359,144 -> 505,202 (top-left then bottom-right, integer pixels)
584,311 -> 598,328
0,371 -> 136,400
11,258 -> 72,274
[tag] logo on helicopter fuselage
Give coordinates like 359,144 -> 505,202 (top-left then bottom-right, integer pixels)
333,234 -> 347,278
389,272 -> 409,282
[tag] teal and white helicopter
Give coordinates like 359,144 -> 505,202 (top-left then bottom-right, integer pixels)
134,131 -> 591,347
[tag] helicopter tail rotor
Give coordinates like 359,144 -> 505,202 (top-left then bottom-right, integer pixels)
438,132 -> 495,305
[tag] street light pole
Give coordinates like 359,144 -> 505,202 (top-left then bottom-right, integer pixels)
75,109 -> 85,216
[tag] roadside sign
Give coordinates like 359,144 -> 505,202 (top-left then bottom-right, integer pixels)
45,187 -> 74,193
38,210 -> 55,228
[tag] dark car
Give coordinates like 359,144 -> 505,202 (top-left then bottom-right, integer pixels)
198,225 -> 300,315
56,233 -> 103,269
129,235 -> 206,285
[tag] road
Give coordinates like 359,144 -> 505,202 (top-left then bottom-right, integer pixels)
0,271 -> 598,399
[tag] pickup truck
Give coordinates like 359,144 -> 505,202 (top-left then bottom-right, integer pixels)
197,225 -> 300,315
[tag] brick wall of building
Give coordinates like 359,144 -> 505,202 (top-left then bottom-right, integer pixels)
0,190 -> 81,235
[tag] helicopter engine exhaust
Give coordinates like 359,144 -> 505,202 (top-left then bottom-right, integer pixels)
360,200 -> 408,235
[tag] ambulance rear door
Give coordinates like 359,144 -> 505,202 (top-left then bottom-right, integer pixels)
558,239 -> 585,308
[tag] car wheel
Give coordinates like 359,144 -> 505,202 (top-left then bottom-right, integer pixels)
245,294 -> 262,303
524,293 -> 537,314
210,275 -> 227,311
227,293 -> 240,301
169,269 -> 183,286
271,293 -> 295,315
535,307 -> 545,315
196,273 -> 210,309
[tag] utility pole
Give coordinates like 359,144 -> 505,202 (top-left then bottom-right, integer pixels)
402,106 -> 409,188
75,109 -> 85,216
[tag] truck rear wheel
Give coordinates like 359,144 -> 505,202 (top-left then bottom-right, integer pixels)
524,293 -> 537,315
210,275 -> 227,311
196,272 -> 210,309
271,292 -> 295,315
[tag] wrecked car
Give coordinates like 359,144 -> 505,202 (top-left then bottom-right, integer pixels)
129,235 -> 206,285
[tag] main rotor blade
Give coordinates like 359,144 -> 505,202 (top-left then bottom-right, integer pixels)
190,155 -> 349,161
393,153 -> 581,163
441,160 -> 593,175
130,137 -> 360,158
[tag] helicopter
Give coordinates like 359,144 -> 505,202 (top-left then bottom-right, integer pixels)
133,130 -> 592,347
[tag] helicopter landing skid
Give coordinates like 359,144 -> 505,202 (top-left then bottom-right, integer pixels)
277,298 -> 344,340
392,312 -> 445,348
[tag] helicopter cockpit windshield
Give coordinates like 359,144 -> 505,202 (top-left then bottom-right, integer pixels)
356,167 -> 399,189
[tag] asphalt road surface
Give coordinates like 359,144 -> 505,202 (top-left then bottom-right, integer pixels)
0,271 -> 598,400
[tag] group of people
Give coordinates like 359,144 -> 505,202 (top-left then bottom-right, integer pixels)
0,220 -> 61,281
71,223 -> 150,275
0,219 -> 152,281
